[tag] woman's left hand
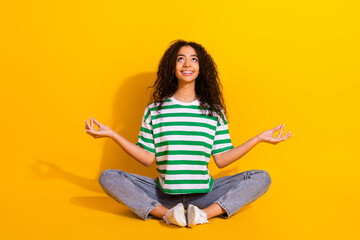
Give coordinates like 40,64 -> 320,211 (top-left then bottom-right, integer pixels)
257,124 -> 293,145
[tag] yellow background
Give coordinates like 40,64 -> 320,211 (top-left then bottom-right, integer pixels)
1,0 -> 359,239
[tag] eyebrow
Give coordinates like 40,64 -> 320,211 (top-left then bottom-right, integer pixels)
176,54 -> 198,57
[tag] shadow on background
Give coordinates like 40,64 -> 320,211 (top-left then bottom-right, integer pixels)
29,72 -> 157,192
97,72 -> 158,179
29,159 -> 102,192
70,196 -> 139,219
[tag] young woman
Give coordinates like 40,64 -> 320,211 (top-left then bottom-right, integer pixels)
84,39 -> 293,227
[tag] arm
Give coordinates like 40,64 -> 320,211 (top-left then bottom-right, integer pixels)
85,117 -> 156,167
213,135 -> 260,168
109,131 -> 155,167
213,124 -> 293,168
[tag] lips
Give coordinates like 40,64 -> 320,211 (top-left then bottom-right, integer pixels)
181,70 -> 194,75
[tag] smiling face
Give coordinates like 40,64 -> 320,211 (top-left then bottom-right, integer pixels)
175,45 -> 199,85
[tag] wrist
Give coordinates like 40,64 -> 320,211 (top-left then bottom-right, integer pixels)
108,130 -> 117,139
255,134 -> 263,144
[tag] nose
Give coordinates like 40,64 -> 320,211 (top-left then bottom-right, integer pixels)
183,59 -> 191,67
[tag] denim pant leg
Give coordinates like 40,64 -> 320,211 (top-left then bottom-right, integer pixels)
98,169 -> 184,220
185,170 -> 272,218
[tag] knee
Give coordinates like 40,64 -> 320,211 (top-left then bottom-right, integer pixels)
98,169 -> 124,187
250,170 -> 272,188
259,170 -> 272,188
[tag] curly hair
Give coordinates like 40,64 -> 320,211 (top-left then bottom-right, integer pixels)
148,39 -> 229,122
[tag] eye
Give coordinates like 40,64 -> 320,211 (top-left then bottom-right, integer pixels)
192,58 -> 198,62
177,57 -> 184,61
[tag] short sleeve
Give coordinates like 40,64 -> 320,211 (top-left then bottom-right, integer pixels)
211,109 -> 234,156
135,105 -> 156,154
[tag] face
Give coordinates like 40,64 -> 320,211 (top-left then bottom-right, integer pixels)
175,45 -> 199,84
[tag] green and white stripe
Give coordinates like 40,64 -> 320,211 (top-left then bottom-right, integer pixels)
136,97 -> 233,194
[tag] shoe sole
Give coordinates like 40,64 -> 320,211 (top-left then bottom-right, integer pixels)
175,204 -> 187,227
187,205 -> 200,227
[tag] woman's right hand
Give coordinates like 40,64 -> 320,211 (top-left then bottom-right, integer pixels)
84,117 -> 114,139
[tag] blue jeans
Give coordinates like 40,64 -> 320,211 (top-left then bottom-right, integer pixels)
99,169 -> 271,220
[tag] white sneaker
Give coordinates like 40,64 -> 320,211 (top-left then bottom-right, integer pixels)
187,204 -> 209,227
163,203 -> 187,227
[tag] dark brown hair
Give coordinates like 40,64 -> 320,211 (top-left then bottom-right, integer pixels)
148,39 -> 228,121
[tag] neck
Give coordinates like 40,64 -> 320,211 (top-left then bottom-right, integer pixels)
172,82 -> 197,102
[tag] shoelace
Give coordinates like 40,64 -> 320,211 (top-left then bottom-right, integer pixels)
162,215 -> 171,225
198,211 -> 210,224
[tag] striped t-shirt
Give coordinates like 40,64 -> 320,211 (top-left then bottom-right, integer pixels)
136,96 -> 234,194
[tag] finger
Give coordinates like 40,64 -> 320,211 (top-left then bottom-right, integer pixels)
276,124 -> 285,138
272,124 -> 282,132
271,130 -> 292,143
85,129 -> 94,135
92,118 -> 101,127
84,120 -> 91,130
285,132 -> 294,140
85,130 -> 93,137
90,117 -> 94,128
85,120 -> 93,131
281,131 -> 290,140
85,130 -> 98,138
282,131 -> 294,141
